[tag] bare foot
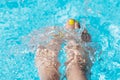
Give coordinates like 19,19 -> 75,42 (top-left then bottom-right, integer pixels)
35,38 -> 62,80
35,46 -> 60,80
65,40 -> 87,80
65,19 -> 80,29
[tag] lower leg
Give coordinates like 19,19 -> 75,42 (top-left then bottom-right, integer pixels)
66,60 -> 86,80
65,40 -> 87,80
35,38 -> 62,80
37,64 -> 60,80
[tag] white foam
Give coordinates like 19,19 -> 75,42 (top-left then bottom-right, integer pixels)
99,35 -> 108,51
99,74 -> 106,80
109,25 -> 120,40
109,25 -> 120,50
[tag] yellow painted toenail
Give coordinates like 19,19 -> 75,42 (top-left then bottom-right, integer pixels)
69,19 -> 75,25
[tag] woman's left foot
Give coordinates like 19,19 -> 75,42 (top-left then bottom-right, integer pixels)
35,45 -> 60,80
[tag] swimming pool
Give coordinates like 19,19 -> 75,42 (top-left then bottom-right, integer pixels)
0,0 -> 120,80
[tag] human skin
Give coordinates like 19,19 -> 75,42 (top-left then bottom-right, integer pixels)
66,63 -> 86,80
65,40 -> 87,80
65,19 -> 80,29
35,38 -> 62,80
65,19 -> 92,80
35,19 -> 89,80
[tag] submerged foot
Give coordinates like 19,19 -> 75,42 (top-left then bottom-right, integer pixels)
66,19 -> 81,29
65,40 -> 86,80
35,46 -> 60,80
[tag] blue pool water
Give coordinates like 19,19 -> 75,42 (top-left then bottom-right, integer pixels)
0,0 -> 120,80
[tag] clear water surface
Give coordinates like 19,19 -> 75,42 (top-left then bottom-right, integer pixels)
0,0 -> 120,80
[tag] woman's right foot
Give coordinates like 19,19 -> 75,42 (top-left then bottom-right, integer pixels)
65,40 -> 86,80
66,19 -> 91,42
65,19 -> 80,29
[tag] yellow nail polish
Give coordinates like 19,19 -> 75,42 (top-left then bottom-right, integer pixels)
69,19 -> 75,25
